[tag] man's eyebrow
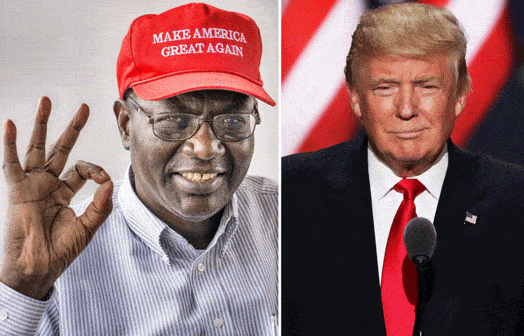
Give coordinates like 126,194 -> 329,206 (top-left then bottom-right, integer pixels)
164,97 -> 194,113
212,95 -> 254,114
226,97 -> 252,111
413,76 -> 441,84
369,78 -> 400,86
368,76 -> 442,87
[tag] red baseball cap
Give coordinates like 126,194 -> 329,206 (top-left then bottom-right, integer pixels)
117,3 -> 275,106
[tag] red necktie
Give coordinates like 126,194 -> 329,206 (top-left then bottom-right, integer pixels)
381,178 -> 426,336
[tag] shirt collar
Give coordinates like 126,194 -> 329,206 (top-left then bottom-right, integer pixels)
118,165 -> 239,264
368,143 -> 449,203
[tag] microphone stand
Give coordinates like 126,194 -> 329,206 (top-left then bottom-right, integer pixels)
413,257 -> 430,336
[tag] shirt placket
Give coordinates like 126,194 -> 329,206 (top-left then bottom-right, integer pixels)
191,245 -> 234,336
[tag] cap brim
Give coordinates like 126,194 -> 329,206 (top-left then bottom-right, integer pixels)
132,72 -> 276,106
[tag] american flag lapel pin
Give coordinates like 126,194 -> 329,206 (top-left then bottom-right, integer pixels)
464,212 -> 477,225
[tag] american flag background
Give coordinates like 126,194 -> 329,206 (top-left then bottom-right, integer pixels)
282,0 -> 524,166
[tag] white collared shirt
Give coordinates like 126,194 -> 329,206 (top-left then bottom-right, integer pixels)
368,145 -> 448,283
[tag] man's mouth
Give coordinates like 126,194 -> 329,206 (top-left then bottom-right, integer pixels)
392,128 -> 426,139
181,172 -> 219,182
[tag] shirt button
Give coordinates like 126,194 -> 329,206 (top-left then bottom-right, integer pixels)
0,309 -> 8,321
197,263 -> 205,272
213,318 -> 223,327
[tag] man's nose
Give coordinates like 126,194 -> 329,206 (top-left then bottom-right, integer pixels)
181,122 -> 225,160
396,86 -> 418,119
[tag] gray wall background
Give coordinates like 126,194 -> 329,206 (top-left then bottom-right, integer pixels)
0,1 -> 278,243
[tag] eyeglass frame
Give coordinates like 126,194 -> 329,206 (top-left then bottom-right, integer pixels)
126,96 -> 261,142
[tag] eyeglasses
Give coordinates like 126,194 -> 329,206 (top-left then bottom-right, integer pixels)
127,97 -> 260,142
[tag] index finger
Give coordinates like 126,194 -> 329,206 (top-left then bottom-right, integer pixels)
45,103 -> 90,177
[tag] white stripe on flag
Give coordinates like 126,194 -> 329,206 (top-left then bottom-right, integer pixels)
448,0 -> 506,64
281,0 -> 365,156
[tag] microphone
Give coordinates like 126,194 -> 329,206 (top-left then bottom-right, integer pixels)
403,217 -> 437,265
403,217 -> 437,336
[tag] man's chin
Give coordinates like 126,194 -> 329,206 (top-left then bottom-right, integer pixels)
171,199 -> 227,223
391,153 -> 440,177
175,212 -> 221,223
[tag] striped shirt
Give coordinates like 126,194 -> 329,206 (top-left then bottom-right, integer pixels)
0,168 -> 278,335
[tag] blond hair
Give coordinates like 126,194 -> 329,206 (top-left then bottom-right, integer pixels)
345,3 -> 471,94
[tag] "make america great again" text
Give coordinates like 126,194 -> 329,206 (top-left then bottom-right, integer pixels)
152,27 -> 247,57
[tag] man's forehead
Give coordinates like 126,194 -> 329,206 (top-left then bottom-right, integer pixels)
364,51 -> 451,65
143,89 -> 255,110
359,53 -> 454,78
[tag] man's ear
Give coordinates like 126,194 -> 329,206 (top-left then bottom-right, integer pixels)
454,89 -> 468,118
113,99 -> 131,150
347,83 -> 362,119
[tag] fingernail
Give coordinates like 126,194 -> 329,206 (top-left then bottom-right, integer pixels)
3,120 -> 12,131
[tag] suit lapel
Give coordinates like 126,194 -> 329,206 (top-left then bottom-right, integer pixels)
432,141 -> 479,265
332,140 -> 380,284
336,140 -> 386,331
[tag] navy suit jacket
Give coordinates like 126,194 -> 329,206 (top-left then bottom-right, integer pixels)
282,138 -> 524,335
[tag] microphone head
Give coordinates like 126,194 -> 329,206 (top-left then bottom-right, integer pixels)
403,217 -> 437,264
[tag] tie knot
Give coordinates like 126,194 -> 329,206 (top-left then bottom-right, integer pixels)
394,178 -> 425,200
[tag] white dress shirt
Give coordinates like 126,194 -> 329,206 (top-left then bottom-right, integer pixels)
368,145 -> 448,283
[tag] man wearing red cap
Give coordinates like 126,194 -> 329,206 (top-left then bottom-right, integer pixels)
0,3 -> 277,335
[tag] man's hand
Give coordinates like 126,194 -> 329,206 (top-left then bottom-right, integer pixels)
0,96 -> 113,300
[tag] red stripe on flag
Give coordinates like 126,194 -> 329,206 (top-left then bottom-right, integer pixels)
296,85 -> 360,153
282,0 -> 339,82
451,8 -> 514,146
